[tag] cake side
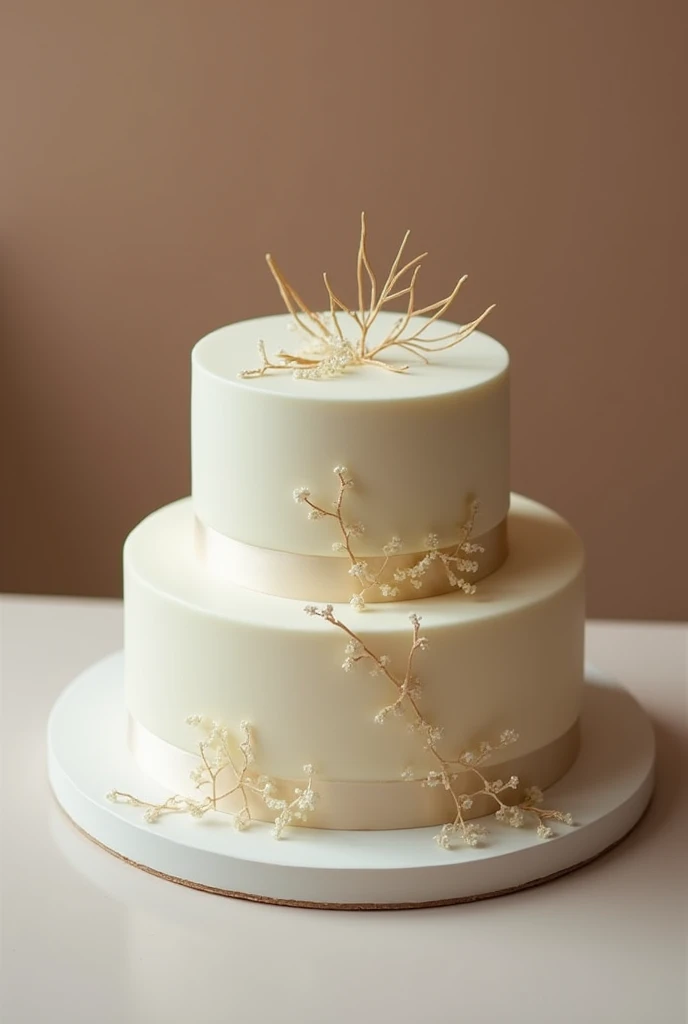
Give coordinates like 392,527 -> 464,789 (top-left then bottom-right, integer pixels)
123,494 -> 584,828
191,313 -> 510,562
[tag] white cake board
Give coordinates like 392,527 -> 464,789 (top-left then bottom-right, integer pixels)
47,652 -> 654,910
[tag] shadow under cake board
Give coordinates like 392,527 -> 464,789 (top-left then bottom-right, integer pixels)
53,797 -> 653,911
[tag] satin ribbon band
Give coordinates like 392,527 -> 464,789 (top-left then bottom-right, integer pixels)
128,716 -> 579,831
194,517 -> 508,602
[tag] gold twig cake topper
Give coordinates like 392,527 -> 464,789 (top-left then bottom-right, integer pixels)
240,213 -> 495,380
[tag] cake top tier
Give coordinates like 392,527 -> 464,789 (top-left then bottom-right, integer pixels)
194,311 -> 508,402
191,312 -> 511,591
190,216 -> 509,597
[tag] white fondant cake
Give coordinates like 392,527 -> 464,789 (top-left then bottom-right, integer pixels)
48,219 -> 657,907
121,309 -> 585,838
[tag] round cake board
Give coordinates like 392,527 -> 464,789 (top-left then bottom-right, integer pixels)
47,652 -> 655,910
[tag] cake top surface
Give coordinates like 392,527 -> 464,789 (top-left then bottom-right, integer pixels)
126,494 -> 583,630
193,312 -> 509,404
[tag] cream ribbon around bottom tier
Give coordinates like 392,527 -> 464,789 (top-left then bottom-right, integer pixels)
129,717 -> 580,830
195,517 -> 508,602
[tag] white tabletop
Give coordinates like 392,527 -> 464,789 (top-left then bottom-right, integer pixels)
1,595 -> 686,1024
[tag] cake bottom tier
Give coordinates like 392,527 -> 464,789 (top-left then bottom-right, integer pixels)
124,494 -> 585,830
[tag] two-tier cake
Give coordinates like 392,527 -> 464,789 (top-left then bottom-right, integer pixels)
48,216 -> 654,907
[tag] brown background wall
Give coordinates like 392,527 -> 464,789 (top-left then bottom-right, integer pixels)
1,1 -> 686,620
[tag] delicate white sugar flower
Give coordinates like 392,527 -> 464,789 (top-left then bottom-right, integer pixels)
342,657 -> 355,672
424,533 -> 440,549
332,541 -> 346,553
293,486 -> 310,503
298,790 -> 316,812
333,465 -> 348,476
424,725 -> 443,748
304,604 -> 318,616
105,790 -> 118,802
379,654 -> 391,667
186,714 -> 203,726
424,771 -> 443,788
537,823 -> 554,840
308,508 -> 325,520
350,594 -> 365,612
508,807 -> 525,828
348,561 -> 368,579
434,814 -> 492,852
460,822 -> 487,847
110,709 -> 319,842
524,785 -> 543,805
401,767 -> 415,781
382,536 -> 402,556
434,823 -> 458,849
499,729 -> 519,746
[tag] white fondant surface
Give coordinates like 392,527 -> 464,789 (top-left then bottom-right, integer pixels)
191,313 -> 510,555
47,654 -> 655,908
124,494 -> 585,787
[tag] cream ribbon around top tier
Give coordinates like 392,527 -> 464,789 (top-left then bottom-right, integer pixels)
129,715 -> 579,830
194,517 -> 508,602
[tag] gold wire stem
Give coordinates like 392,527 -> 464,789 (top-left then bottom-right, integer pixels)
240,214 -> 494,380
